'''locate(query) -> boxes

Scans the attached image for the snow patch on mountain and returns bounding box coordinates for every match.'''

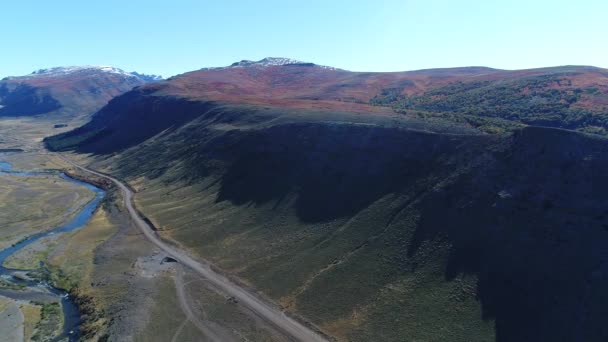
[31,66,135,77]
[3,66,163,81]
[231,57,307,67]
[201,57,339,71]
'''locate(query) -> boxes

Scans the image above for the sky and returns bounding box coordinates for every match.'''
[1,0,606,78]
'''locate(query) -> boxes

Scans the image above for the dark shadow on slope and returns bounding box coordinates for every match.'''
[408,126,608,342]
[45,90,215,154]
[0,84,62,116]
[148,123,608,341]
[214,123,481,222]
[210,124,608,341]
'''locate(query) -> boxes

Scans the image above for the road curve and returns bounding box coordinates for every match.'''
[58,155,327,342]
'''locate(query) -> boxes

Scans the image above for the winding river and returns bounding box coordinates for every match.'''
[0,156,106,341]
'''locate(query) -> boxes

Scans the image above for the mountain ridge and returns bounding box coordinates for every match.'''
[1,65,163,82]
[117,60,608,134]
[0,66,160,121]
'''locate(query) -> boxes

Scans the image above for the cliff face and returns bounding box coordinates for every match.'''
[47,86,608,341]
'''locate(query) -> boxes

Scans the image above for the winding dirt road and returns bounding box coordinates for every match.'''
[59,155,327,342]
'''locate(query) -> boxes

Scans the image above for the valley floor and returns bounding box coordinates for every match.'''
[0,150,322,341]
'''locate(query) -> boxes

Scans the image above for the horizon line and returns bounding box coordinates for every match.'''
[2,58,607,80]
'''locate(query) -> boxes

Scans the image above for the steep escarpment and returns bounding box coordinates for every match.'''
[48,87,608,341]
[46,61,608,341]
[45,88,217,153]
[407,127,608,342]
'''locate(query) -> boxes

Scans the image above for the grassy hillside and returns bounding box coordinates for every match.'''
[47,87,608,341]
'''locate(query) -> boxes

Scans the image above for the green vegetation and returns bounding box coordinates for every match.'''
[371,74,608,134]
[44,206,121,339]
[44,128,105,151]
[31,302,62,341]
[121,116,608,341]
[0,158,123,341]
[405,109,525,134]
[97,110,497,341]
[3,239,56,270]
[0,278,26,291]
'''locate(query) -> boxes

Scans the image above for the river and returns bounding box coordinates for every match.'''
[0,156,106,341]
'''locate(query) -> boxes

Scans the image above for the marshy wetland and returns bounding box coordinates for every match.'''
[0,154,105,341]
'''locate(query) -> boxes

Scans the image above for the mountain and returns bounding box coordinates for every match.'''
[225,57,338,69]
[46,61,608,153]
[115,60,608,134]
[0,66,162,121]
[46,59,608,341]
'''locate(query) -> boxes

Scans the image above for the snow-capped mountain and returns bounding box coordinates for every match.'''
[230,57,308,67]
[129,71,164,82]
[3,66,163,82]
[0,66,161,119]
[32,66,133,77]
[200,57,339,71]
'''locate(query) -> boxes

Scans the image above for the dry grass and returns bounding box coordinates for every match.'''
[0,296,11,312]
[20,303,42,341]
[0,173,95,250]
[135,276,191,342]
[181,269,286,342]
[0,116,83,151]
[3,235,58,270]
[1,152,70,171]
[48,208,117,292]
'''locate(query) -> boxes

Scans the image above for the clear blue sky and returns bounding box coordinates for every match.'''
[1,0,606,78]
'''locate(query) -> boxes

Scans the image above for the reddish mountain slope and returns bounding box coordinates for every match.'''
[0,66,160,121]
[143,59,608,119]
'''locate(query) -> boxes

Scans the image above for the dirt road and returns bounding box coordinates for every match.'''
[173,266,235,342]
[59,155,327,342]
